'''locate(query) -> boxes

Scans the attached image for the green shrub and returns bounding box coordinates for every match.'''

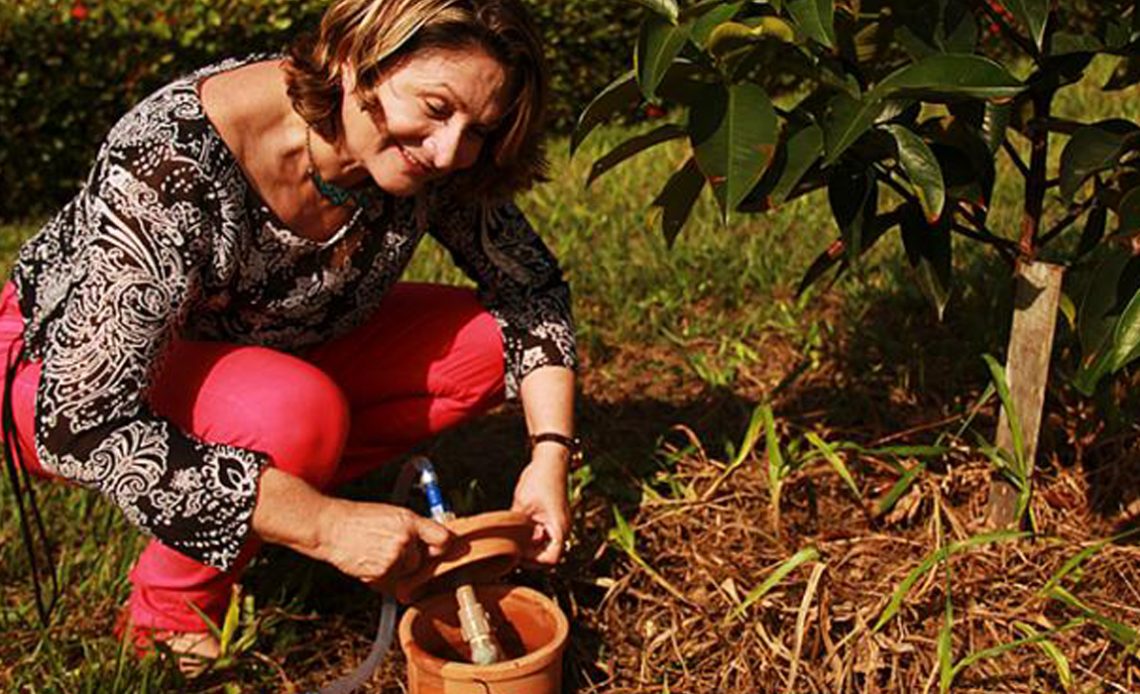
[0,0,638,221]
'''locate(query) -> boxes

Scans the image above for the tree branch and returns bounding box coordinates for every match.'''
[1020,92,1054,257]
[1038,197,1096,246]
[1032,116,1082,136]
[952,223,1018,263]
[1002,139,1030,179]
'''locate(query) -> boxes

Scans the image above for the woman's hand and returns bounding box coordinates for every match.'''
[510,447,570,566]
[315,498,453,590]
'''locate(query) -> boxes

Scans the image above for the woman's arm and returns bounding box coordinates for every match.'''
[252,467,452,588]
[430,196,579,565]
[512,364,575,565]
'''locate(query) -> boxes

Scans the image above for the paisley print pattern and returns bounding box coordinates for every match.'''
[9,56,576,570]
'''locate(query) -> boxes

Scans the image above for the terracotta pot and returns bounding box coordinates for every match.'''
[399,584,568,694]
[394,510,534,604]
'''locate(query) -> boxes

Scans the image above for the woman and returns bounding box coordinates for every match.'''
[2,0,577,662]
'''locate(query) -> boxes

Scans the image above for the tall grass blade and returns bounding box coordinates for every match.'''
[853,444,950,459]
[1040,527,1140,596]
[1048,585,1140,651]
[948,619,1084,689]
[950,382,995,441]
[805,431,862,501]
[1014,622,1075,692]
[704,401,767,500]
[609,506,693,604]
[874,462,925,518]
[728,546,820,623]
[608,505,636,553]
[219,584,241,658]
[873,530,1028,631]
[937,589,954,693]
[982,353,1026,474]
[762,404,784,490]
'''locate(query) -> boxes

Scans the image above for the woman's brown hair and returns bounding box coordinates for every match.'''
[285,0,548,201]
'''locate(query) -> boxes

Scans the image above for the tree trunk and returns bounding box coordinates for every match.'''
[987,260,1064,528]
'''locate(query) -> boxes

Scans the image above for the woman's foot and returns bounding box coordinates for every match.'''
[115,610,221,676]
[161,630,221,677]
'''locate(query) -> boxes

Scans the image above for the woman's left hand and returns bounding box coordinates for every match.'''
[510,449,570,566]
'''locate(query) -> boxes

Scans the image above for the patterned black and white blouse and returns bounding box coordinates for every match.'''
[9,56,576,571]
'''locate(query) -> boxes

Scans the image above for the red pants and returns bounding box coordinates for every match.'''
[0,281,505,633]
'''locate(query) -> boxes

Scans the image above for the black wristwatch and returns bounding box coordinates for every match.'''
[528,431,584,468]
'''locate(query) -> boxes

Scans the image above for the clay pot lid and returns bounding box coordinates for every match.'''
[394,510,534,604]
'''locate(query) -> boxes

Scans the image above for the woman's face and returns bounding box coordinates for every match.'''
[340,45,510,196]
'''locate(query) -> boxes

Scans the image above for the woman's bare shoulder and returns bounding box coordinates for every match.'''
[197,60,291,153]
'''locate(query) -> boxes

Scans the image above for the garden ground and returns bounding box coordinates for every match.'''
[3,57,1140,693]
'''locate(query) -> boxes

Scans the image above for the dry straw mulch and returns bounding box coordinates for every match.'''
[558,430,1140,694]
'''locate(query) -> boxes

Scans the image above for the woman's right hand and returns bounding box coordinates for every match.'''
[315,498,453,590]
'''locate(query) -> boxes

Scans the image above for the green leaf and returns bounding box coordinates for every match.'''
[1108,281,1140,372]
[1117,186,1140,235]
[771,123,823,204]
[828,164,877,264]
[728,546,820,622]
[942,0,979,53]
[938,592,954,694]
[637,14,690,99]
[822,92,884,166]
[1073,246,1139,394]
[678,0,736,22]
[587,123,688,186]
[762,403,785,488]
[797,239,846,296]
[982,353,1025,477]
[219,586,241,657]
[872,54,1025,101]
[1048,585,1140,649]
[631,0,680,22]
[1051,32,1104,56]
[858,444,949,458]
[690,82,779,221]
[732,400,767,471]
[873,462,926,517]
[950,620,1084,690]
[899,203,952,320]
[571,70,639,155]
[1013,623,1074,692]
[706,21,762,60]
[651,157,706,247]
[691,2,744,46]
[1059,120,1139,201]
[1075,204,1107,259]
[805,431,862,501]
[1004,0,1048,52]
[738,121,824,212]
[883,124,946,223]
[785,0,835,48]
[608,506,636,552]
[1040,528,1140,597]
[874,530,1029,631]
[797,211,901,296]
[655,59,714,107]
[1077,246,1133,358]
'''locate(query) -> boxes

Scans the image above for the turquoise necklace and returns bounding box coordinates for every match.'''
[305,127,375,208]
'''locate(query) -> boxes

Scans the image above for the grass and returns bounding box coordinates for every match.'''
[2,55,1140,692]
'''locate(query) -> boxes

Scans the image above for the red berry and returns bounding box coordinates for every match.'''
[70,2,89,20]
